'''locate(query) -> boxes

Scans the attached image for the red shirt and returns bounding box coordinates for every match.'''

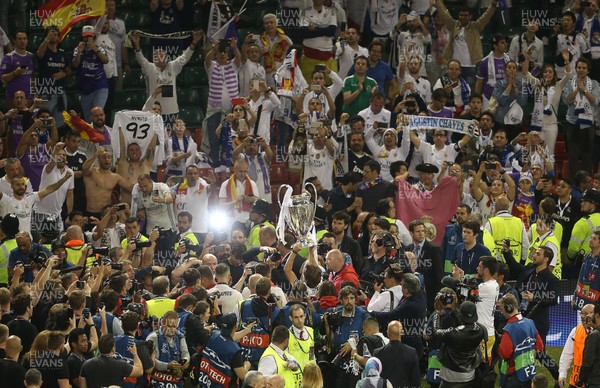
[329,264,359,293]
[498,314,544,375]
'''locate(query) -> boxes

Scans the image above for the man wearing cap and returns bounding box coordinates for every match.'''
[72,25,109,121]
[498,294,544,387]
[413,163,439,192]
[569,189,600,263]
[248,200,274,248]
[432,301,487,386]
[194,312,252,387]
[0,214,18,286]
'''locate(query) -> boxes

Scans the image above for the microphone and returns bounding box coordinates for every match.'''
[441,276,461,289]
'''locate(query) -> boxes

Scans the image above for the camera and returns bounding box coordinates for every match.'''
[268,251,282,262]
[116,203,127,211]
[17,261,31,270]
[29,249,49,266]
[127,303,145,316]
[83,308,90,319]
[218,39,231,52]
[179,237,202,254]
[90,246,109,257]
[131,238,152,250]
[138,339,155,355]
[132,281,143,293]
[405,100,416,107]
[76,280,85,289]
[207,291,221,307]
[41,117,52,127]
[246,317,260,325]
[503,238,511,247]
[486,162,496,170]
[317,242,331,255]
[324,309,343,327]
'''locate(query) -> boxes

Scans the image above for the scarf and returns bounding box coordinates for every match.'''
[219,121,234,165]
[123,30,196,49]
[573,77,594,127]
[274,49,307,97]
[359,176,383,191]
[530,83,555,131]
[178,179,205,195]
[486,51,511,86]
[261,29,290,73]
[441,75,470,109]
[245,154,271,194]
[225,174,254,212]
[171,134,189,152]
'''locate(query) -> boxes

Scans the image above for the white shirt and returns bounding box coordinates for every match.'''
[108,17,127,66]
[208,284,243,315]
[476,279,499,337]
[258,343,298,376]
[433,78,469,109]
[34,167,74,215]
[248,93,281,144]
[303,141,336,190]
[166,136,197,174]
[96,34,118,78]
[358,107,392,132]
[452,28,472,67]
[336,43,368,78]
[131,182,177,233]
[401,73,432,103]
[559,325,580,379]
[172,178,210,233]
[367,284,403,312]
[245,153,272,203]
[365,127,411,182]
[238,60,266,98]
[0,176,32,196]
[301,6,337,52]
[218,178,260,224]
[91,225,124,249]
[0,193,40,235]
[416,141,460,173]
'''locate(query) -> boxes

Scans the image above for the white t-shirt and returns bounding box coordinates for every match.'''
[477,279,499,337]
[238,60,266,98]
[370,0,402,36]
[166,136,197,174]
[34,167,74,215]
[301,6,337,51]
[112,110,165,160]
[401,73,432,103]
[0,192,40,234]
[248,93,281,144]
[0,26,9,62]
[336,43,368,78]
[452,28,472,67]
[96,34,118,78]
[91,225,125,249]
[304,141,336,190]
[108,17,127,66]
[417,141,460,172]
[172,178,210,233]
[358,107,392,131]
[208,284,244,315]
[131,182,177,233]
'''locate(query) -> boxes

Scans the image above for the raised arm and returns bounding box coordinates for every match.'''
[38,170,72,201]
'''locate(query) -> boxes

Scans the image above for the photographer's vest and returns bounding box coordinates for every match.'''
[238,299,277,362]
[500,317,537,385]
[195,332,239,388]
[525,231,562,279]
[488,215,524,261]
[174,231,199,251]
[92,312,116,334]
[120,234,149,249]
[0,238,17,284]
[259,345,303,388]
[115,334,148,388]
[570,213,600,258]
[146,297,175,320]
[287,327,315,370]
[152,329,185,387]
[570,325,588,387]
[248,220,274,248]
[177,310,192,332]
[66,242,95,267]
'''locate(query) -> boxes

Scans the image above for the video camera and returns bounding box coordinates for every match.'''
[441,276,481,304]
[178,237,202,254]
[324,308,343,327]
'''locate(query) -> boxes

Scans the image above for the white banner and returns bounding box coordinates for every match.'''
[407,115,480,137]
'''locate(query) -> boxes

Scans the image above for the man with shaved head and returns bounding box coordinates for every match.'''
[8,231,52,282]
[0,335,26,386]
[371,320,420,388]
[559,304,596,388]
[325,248,359,293]
[267,374,285,388]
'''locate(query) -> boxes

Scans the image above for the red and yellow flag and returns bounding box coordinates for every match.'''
[36,0,105,42]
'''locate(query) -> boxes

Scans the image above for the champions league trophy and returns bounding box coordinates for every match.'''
[276,183,317,246]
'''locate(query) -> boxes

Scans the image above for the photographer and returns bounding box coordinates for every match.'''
[121,217,158,268]
[8,231,51,283]
[113,311,155,388]
[147,310,190,387]
[237,277,284,368]
[367,264,404,313]
[208,263,243,315]
[145,276,175,320]
[173,212,201,260]
[361,231,395,292]
[92,290,124,336]
[321,285,370,388]
[175,294,206,356]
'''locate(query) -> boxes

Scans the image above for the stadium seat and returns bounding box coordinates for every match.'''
[61,33,81,51]
[123,69,146,90]
[120,91,146,109]
[178,107,204,128]
[183,66,207,86]
[123,12,151,30]
[270,165,289,183]
[554,141,567,162]
[178,88,200,105]
[561,161,570,179]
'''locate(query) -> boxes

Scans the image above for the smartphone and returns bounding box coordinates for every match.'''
[67,307,74,317]
[310,84,322,91]
[238,118,247,130]
[486,162,496,170]
[83,308,90,319]
[98,302,105,310]
[314,64,326,72]
[76,280,85,289]
[152,189,159,197]
[161,85,173,97]
[252,79,260,91]
[378,122,390,128]
[231,97,246,106]
[116,203,127,211]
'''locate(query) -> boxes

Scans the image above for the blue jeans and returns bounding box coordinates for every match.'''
[80,88,109,121]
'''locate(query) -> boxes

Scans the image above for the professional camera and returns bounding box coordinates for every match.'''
[324,309,343,327]
[127,303,145,316]
[441,276,482,304]
[130,238,152,250]
[317,242,331,256]
[179,237,202,254]
[268,251,282,262]
[90,246,109,257]
[137,339,155,355]
[140,315,159,330]
[29,249,49,266]
[207,291,221,307]
[153,226,169,237]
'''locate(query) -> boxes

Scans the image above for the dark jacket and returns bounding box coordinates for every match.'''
[434,320,487,373]
[407,240,443,313]
[373,340,421,388]
[579,326,600,386]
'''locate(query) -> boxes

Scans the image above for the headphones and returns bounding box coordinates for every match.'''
[375,233,395,248]
[500,295,515,314]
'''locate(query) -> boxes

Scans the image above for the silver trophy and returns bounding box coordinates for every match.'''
[277,183,317,246]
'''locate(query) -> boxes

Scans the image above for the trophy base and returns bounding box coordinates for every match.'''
[293,238,316,248]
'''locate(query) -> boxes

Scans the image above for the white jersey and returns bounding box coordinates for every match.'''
[358,107,392,131]
[477,279,499,338]
[0,192,40,234]
[208,284,243,315]
[336,43,369,78]
[172,178,210,233]
[303,141,336,191]
[113,110,165,159]
[0,176,32,196]
[96,34,118,78]
[131,182,177,233]
[34,167,74,215]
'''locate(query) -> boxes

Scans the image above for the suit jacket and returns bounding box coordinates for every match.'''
[339,235,363,275]
[373,340,421,388]
[408,240,443,313]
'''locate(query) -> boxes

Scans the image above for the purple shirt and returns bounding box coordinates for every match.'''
[428,106,453,118]
[0,51,35,100]
[477,56,508,99]
[73,47,108,95]
[21,144,50,191]
[7,110,32,157]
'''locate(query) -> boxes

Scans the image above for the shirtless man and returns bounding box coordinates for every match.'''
[116,127,157,205]
[82,146,133,217]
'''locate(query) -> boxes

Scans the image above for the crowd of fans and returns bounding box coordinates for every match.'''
[3,0,600,387]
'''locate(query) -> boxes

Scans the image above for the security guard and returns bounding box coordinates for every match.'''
[0,214,19,286]
[248,200,274,247]
[526,216,562,279]
[569,189,600,264]
[146,276,176,320]
[258,325,302,388]
[559,304,595,388]
[485,196,530,263]
[287,304,315,371]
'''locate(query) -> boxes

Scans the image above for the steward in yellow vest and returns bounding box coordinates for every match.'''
[526,218,562,279]
[569,190,600,263]
[258,326,303,388]
[248,200,274,247]
[287,305,315,370]
[486,198,530,263]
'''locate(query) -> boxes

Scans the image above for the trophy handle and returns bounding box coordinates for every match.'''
[278,184,292,208]
[304,182,318,224]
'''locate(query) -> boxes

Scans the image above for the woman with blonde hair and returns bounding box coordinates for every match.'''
[22,330,51,368]
[302,363,324,388]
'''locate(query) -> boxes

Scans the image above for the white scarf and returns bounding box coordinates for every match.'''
[531,84,555,131]
[573,76,594,128]
[486,51,511,86]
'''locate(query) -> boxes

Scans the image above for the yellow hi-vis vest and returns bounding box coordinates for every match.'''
[569,213,600,259]
[0,238,17,284]
[146,297,175,320]
[259,345,303,388]
[526,231,562,279]
[287,327,315,371]
[488,215,524,262]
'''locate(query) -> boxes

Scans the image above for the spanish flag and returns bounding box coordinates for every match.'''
[36,0,105,42]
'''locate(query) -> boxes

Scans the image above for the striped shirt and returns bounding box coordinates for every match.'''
[207,59,239,109]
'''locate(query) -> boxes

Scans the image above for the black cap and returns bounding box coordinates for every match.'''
[416,163,439,174]
[583,189,600,207]
[51,239,66,252]
[250,199,273,220]
[1,213,19,237]
[135,267,153,282]
[220,313,238,336]
[459,301,478,324]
